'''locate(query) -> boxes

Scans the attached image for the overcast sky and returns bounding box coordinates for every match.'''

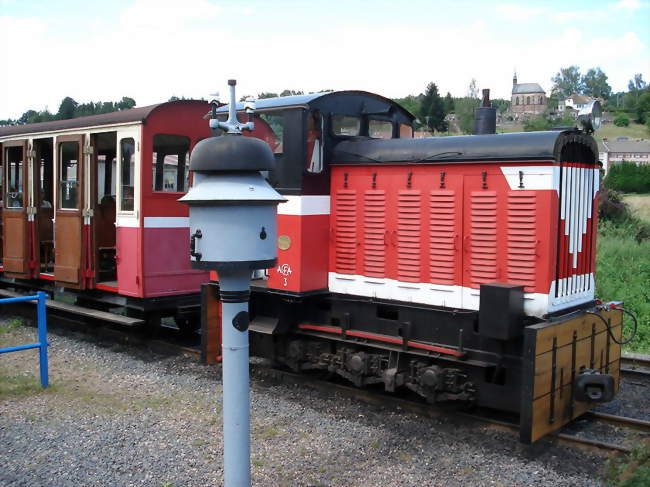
[1,0,648,119]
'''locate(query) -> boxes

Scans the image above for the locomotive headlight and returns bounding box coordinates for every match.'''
[578,100,602,133]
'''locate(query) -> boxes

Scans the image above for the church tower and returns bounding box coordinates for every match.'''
[513,71,518,87]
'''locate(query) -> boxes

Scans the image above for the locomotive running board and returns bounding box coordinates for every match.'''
[519,309,622,443]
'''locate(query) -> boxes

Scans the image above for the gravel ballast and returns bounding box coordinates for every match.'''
[0,319,619,486]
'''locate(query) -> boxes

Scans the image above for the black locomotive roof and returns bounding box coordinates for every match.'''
[214,90,415,122]
[332,129,598,164]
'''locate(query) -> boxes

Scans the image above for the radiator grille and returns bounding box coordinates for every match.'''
[363,190,386,277]
[507,192,536,291]
[429,190,456,285]
[555,165,596,298]
[397,190,421,282]
[334,190,357,274]
[469,191,498,287]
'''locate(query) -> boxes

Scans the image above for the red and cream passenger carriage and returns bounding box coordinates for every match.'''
[0,101,212,325]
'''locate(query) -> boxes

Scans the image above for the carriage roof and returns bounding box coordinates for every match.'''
[0,100,208,138]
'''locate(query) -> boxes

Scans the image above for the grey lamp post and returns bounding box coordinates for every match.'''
[179,80,285,486]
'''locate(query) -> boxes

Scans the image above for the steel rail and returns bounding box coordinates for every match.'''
[583,411,650,434]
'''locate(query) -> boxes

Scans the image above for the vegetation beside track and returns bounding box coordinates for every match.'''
[597,194,650,354]
[604,439,650,487]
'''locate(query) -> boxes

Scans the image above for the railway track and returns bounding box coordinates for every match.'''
[621,352,650,379]
[4,302,649,456]
[260,367,649,456]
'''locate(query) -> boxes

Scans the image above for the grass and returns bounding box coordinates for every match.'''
[596,121,649,142]
[0,373,48,398]
[496,124,524,133]
[603,439,650,486]
[624,194,650,222]
[0,317,24,337]
[596,219,650,353]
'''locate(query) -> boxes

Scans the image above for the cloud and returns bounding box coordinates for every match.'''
[495,3,546,20]
[1,3,648,119]
[614,0,642,10]
[119,0,221,30]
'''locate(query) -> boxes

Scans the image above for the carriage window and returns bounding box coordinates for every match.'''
[332,115,361,136]
[399,124,413,138]
[5,146,23,208]
[59,142,79,209]
[120,138,135,212]
[369,120,393,139]
[257,113,284,154]
[152,134,190,192]
[97,154,117,204]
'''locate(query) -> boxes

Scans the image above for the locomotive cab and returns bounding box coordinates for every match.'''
[214,91,415,197]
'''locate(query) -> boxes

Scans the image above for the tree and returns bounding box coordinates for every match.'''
[492,98,510,114]
[419,83,447,133]
[394,94,422,125]
[18,110,39,124]
[628,73,647,93]
[57,96,78,120]
[444,92,454,113]
[455,79,480,134]
[551,66,583,98]
[279,89,304,97]
[117,96,136,110]
[257,92,278,99]
[635,88,650,124]
[582,68,612,99]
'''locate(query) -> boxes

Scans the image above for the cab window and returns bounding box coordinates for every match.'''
[152,134,190,192]
[216,112,285,155]
[332,115,361,136]
[369,120,393,139]
[257,113,284,154]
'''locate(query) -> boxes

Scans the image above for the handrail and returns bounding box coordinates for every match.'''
[0,291,49,387]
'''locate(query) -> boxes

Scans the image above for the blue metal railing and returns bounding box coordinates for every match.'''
[0,291,49,388]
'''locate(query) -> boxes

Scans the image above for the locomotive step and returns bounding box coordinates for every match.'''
[0,289,144,327]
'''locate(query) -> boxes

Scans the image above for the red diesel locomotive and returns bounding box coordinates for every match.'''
[1,91,625,441]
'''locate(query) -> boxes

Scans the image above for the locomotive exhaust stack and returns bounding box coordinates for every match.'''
[180,79,285,487]
[474,88,497,135]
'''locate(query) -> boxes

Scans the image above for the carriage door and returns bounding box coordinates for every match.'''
[2,139,31,278]
[54,135,85,288]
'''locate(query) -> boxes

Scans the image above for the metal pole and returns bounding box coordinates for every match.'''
[36,291,48,388]
[219,269,252,487]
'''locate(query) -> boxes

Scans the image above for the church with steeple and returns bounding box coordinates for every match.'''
[510,72,546,118]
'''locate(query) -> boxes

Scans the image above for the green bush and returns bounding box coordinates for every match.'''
[597,220,650,353]
[604,162,650,193]
[613,114,630,127]
[599,187,632,222]
[523,117,551,131]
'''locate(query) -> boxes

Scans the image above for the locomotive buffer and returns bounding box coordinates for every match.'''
[179,79,285,486]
